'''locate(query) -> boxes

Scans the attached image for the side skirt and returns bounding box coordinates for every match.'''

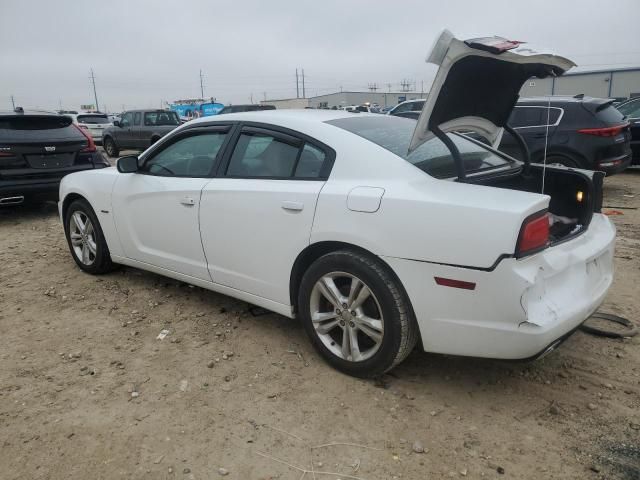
[111,255,294,318]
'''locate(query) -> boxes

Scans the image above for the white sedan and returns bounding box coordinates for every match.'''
[59,32,615,377]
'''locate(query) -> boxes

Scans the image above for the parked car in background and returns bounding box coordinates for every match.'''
[616,96,640,165]
[59,32,615,377]
[67,112,112,145]
[388,99,426,117]
[217,104,275,115]
[499,95,631,175]
[102,109,180,157]
[0,108,108,205]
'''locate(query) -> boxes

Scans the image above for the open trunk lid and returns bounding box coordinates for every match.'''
[410,30,576,152]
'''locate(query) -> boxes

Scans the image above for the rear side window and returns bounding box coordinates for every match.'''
[596,104,626,124]
[134,112,141,126]
[77,114,109,124]
[141,132,227,177]
[509,107,561,128]
[295,143,326,178]
[0,115,72,130]
[327,115,512,179]
[145,111,180,126]
[227,133,300,178]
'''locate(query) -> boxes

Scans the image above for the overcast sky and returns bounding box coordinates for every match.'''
[1,0,639,112]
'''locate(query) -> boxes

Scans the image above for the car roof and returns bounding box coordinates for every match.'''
[187,108,364,126]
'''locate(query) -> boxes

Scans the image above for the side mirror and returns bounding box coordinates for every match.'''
[117,155,139,173]
[113,120,121,127]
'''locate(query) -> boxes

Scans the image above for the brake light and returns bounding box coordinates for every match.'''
[73,124,96,152]
[578,123,628,137]
[516,211,550,258]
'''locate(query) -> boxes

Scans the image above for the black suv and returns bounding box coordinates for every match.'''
[0,109,109,205]
[616,96,640,165]
[500,95,632,175]
[102,109,180,157]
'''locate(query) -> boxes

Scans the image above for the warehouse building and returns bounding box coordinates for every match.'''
[520,66,640,100]
[263,91,427,109]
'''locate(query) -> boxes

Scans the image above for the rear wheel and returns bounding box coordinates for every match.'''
[64,199,115,274]
[298,250,419,378]
[103,137,119,158]
[545,154,579,168]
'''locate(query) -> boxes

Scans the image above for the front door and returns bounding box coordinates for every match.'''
[200,126,332,305]
[112,128,230,281]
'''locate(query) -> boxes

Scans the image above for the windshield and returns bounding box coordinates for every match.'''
[77,114,110,124]
[327,115,514,179]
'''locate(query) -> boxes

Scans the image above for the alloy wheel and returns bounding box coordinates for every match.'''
[69,211,97,266]
[309,272,384,362]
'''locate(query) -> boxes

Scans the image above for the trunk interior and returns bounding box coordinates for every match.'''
[476,165,604,244]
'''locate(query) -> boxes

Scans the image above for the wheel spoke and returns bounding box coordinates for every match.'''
[72,212,86,234]
[312,311,338,323]
[87,239,97,255]
[81,244,90,264]
[85,221,94,236]
[341,326,351,359]
[347,278,362,307]
[350,284,371,310]
[70,233,83,246]
[357,315,383,344]
[318,276,344,309]
[316,319,341,335]
[348,327,361,361]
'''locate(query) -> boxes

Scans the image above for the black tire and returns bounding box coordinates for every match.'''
[64,198,115,274]
[298,250,419,378]
[103,137,119,158]
[545,154,579,168]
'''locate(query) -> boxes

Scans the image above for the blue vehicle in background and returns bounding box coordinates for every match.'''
[169,99,224,121]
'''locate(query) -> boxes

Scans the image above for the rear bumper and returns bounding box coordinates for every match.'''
[383,213,616,359]
[597,153,631,175]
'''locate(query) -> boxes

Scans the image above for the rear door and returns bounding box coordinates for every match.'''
[500,105,563,160]
[111,127,230,280]
[200,125,334,305]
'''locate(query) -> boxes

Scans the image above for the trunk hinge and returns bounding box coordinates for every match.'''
[431,125,466,181]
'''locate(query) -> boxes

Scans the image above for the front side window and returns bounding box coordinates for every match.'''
[227,132,301,178]
[141,132,227,177]
[120,112,133,127]
[327,115,513,179]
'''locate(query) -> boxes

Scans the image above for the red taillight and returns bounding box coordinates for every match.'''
[578,123,628,137]
[73,124,96,152]
[516,211,550,258]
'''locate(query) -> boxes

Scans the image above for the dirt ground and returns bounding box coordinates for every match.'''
[1,168,638,480]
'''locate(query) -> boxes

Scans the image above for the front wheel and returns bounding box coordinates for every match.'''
[298,250,419,378]
[64,199,115,274]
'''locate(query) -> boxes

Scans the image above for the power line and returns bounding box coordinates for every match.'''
[90,68,99,111]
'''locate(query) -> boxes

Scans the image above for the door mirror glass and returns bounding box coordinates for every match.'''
[117,155,139,173]
[113,120,120,127]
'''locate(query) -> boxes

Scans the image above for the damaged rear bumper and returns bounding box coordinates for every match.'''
[383,213,615,359]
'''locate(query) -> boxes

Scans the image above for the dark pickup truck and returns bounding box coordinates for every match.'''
[0,109,109,205]
[102,109,180,157]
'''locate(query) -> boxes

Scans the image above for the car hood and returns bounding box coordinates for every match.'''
[409,30,576,152]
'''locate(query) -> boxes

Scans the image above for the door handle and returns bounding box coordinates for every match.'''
[281,200,304,212]
[180,196,195,206]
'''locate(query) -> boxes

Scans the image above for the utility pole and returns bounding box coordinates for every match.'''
[10,95,15,110]
[421,80,424,98]
[263,92,267,102]
[296,69,299,98]
[368,83,378,92]
[250,93,253,104]
[199,70,205,99]
[90,68,99,111]
[302,69,306,98]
